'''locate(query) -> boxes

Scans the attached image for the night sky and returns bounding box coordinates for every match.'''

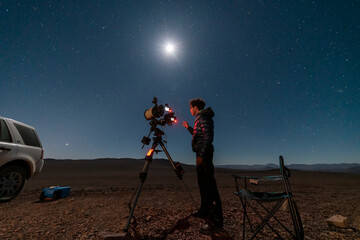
[1,1,359,165]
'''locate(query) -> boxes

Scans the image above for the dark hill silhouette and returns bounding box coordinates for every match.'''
[217,162,360,173]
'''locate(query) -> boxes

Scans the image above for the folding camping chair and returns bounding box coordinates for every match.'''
[233,156,304,240]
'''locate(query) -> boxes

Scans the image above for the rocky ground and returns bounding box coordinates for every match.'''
[0,159,359,239]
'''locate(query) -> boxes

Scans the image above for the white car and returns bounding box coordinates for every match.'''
[0,116,44,202]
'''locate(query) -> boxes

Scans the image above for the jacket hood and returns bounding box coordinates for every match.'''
[198,107,214,118]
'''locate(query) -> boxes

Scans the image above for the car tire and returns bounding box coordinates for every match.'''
[0,165,27,203]
[39,191,45,201]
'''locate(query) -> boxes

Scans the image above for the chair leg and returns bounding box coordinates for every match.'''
[238,196,303,240]
[238,196,256,239]
[243,198,246,240]
[244,200,283,239]
[255,198,303,240]
[287,200,304,240]
[250,199,285,240]
[239,197,253,239]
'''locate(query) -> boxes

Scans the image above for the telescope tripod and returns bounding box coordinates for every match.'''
[123,128,193,232]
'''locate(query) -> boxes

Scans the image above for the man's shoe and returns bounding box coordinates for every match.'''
[213,219,223,229]
[199,224,222,235]
[200,224,212,235]
[191,211,207,219]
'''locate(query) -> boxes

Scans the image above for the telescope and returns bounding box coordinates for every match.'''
[144,97,177,126]
[124,97,189,233]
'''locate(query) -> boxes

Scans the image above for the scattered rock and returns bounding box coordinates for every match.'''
[325,215,348,228]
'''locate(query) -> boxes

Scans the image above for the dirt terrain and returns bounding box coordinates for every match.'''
[1,159,359,239]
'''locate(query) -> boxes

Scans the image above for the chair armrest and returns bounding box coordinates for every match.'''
[261,175,284,181]
[233,175,283,181]
[232,175,259,180]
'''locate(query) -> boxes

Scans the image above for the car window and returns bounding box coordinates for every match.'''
[14,123,41,147]
[0,119,12,143]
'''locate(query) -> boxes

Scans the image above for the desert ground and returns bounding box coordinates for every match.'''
[1,159,359,240]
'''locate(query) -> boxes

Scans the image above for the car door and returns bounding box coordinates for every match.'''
[0,119,18,166]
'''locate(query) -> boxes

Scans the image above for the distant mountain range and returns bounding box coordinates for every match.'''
[217,163,360,173]
[45,158,360,174]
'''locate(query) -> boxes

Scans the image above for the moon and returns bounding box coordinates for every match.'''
[164,42,177,56]
[165,43,175,54]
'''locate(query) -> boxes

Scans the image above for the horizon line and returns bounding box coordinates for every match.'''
[43,157,360,165]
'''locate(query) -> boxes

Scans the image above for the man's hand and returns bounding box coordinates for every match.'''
[196,156,203,165]
[182,121,189,129]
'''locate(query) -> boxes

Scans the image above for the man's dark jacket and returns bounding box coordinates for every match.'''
[187,107,214,157]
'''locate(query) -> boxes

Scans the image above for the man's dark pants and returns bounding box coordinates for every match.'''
[196,149,223,227]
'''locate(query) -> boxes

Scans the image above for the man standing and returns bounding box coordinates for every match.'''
[182,98,223,233]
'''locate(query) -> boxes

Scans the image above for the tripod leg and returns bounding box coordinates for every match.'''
[123,159,151,232]
[159,141,183,179]
[158,141,197,208]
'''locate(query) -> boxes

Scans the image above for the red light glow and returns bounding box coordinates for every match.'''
[146,149,154,156]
